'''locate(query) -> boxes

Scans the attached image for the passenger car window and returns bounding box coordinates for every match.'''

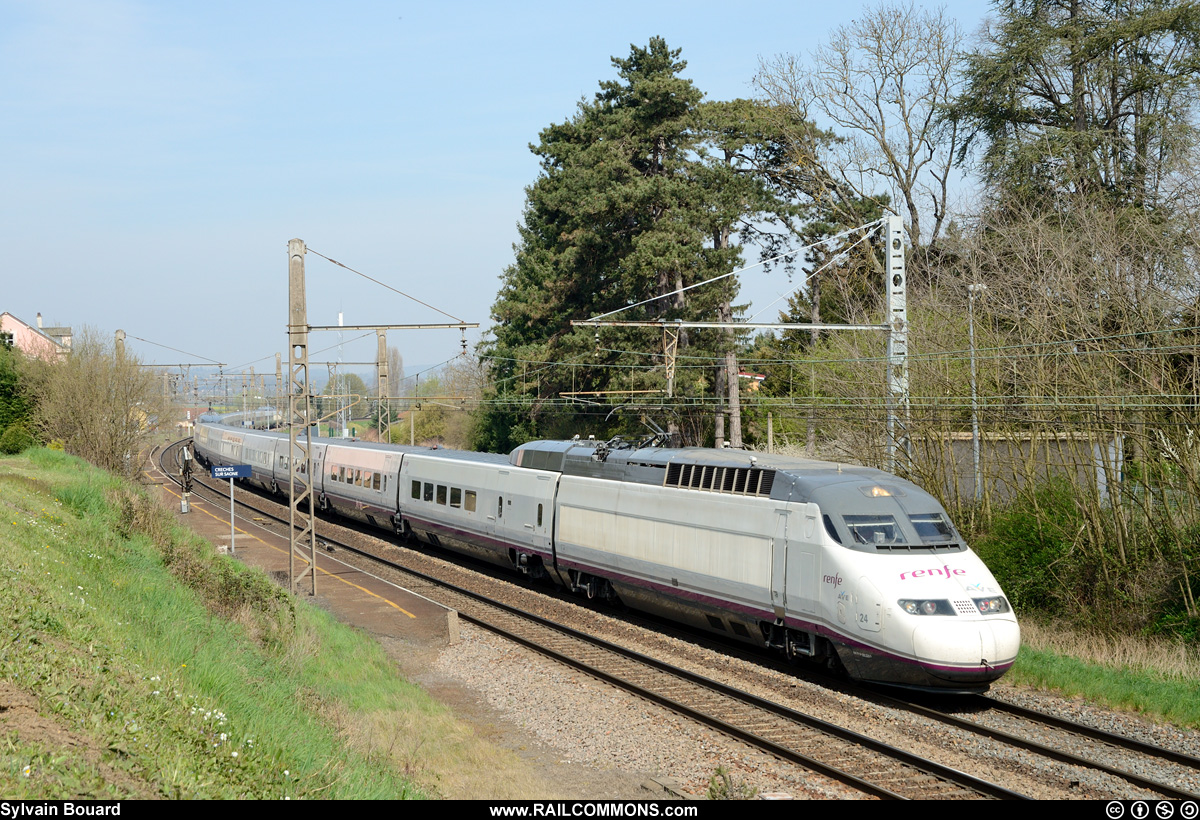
[450,488,461,508]
[411,480,420,500]
[436,485,447,505]
[465,491,476,512]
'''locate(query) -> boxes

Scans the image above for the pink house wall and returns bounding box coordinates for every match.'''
[0,314,67,360]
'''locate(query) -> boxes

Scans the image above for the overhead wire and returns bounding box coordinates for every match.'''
[126,335,224,365]
[584,219,884,323]
[477,322,1200,373]
[307,246,467,324]
[225,331,377,373]
[746,225,883,322]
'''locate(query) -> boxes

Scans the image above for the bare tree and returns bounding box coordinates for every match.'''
[756,2,965,259]
[393,355,485,449]
[22,327,171,476]
[386,345,405,395]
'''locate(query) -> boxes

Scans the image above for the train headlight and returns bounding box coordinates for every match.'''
[898,599,954,616]
[973,596,1011,614]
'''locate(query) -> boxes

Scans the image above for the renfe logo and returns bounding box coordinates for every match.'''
[823,573,843,587]
[900,565,967,581]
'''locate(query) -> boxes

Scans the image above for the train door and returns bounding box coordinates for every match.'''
[486,471,505,545]
[783,503,820,615]
[770,510,789,619]
[531,474,554,553]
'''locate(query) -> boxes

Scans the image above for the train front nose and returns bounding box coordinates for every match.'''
[912,618,1021,683]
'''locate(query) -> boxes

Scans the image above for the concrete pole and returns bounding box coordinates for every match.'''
[275,353,282,423]
[376,330,388,443]
[884,215,909,474]
[287,238,316,595]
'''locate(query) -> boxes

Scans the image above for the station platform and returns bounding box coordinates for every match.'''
[150,464,459,650]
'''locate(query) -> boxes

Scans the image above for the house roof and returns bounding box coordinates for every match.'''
[0,312,72,358]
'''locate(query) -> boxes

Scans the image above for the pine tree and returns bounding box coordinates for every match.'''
[482,40,759,450]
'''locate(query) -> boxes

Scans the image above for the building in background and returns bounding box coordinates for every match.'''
[0,312,72,360]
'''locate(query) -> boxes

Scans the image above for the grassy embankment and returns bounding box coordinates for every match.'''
[0,447,547,799]
[1003,620,1200,727]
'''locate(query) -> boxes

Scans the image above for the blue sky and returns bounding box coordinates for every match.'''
[1,0,993,386]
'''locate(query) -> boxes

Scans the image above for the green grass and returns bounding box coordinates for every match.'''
[2,733,140,800]
[1006,641,1200,728]
[0,448,430,799]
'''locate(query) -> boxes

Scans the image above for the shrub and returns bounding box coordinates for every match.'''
[1145,526,1200,641]
[707,766,758,800]
[975,481,1200,639]
[0,423,37,455]
[973,479,1082,616]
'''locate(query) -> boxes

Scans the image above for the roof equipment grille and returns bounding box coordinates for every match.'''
[664,463,775,498]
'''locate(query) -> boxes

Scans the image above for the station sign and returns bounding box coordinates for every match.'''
[211,464,251,479]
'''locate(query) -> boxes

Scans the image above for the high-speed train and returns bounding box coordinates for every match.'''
[193,420,1019,691]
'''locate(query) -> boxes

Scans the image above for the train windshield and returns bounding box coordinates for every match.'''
[840,512,963,551]
[910,512,956,544]
[844,514,905,546]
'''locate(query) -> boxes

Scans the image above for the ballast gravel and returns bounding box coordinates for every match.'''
[431,624,858,800]
[429,618,1200,801]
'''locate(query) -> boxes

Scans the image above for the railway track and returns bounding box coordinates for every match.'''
[155,438,1200,801]
[915,693,1200,800]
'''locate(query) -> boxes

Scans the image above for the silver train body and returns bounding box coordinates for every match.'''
[193,421,1020,691]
